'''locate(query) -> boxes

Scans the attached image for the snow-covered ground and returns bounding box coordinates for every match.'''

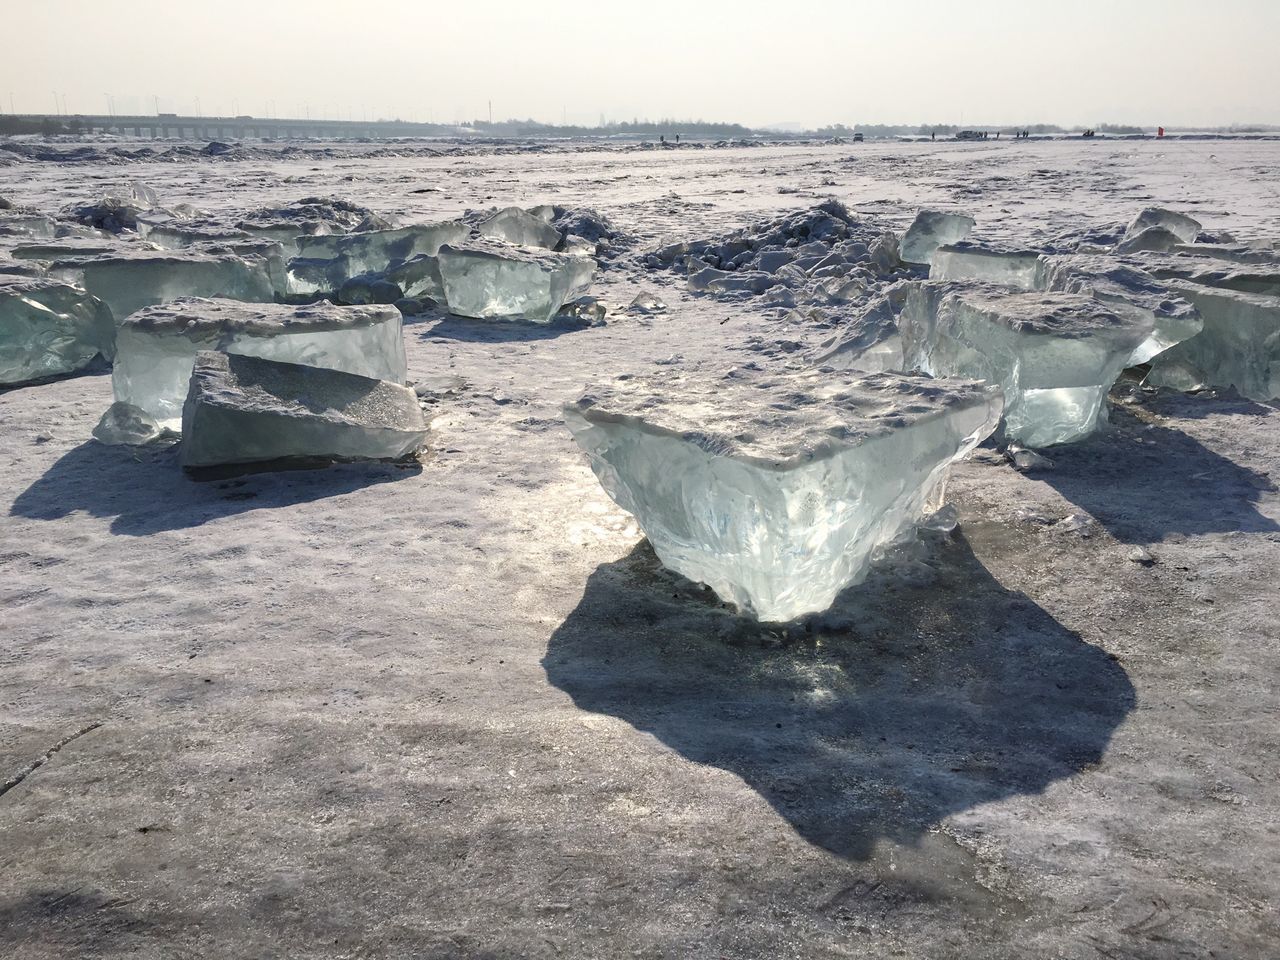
[2,138,1279,958]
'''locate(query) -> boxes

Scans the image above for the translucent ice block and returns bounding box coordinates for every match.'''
[899,211,976,265]
[1122,208,1201,246]
[899,282,1152,446]
[180,351,428,469]
[105,297,407,431]
[564,368,1003,621]
[930,244,1044,289]
[293,221,469,277]
[478,207,561,250]
[0,277,115,385]
[437,239,595,323]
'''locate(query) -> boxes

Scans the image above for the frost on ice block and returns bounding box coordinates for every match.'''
[104,297,407,432]
[930,244,1044,289]
[900,283,1153,447]
[1146,281,1280,401]
[181,351,428,469]
[0,277,115,385]
[564,368,1003,622]
[437,239,595,322]
[51,250,279,321]
[899,210,976,265]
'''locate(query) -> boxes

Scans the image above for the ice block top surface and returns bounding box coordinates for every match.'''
[567,367,999,468]
[0,275,86,298]
[439,237,586,265]
[940,284,1148,337]
[120,296,398,337]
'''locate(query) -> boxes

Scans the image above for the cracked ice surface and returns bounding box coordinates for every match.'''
[0,277,115,385]
[1146,281,1280,400]
[564,368,1002,621]
[105,297,407,431]
[899,211,975,265]
[437,239,595,322]
[900,283,1152,447]
[180,351,428,469]
[50,250,280,322]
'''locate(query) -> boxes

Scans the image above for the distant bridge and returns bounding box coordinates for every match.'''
[5,114,453,140]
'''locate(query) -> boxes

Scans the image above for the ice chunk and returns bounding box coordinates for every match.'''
[564,368,1002,621]
[478,207,561,250]
[12,238,134,261]
[436,239,595,323]
[136,213,251,250]
[92,402,168,446]
[899,211,976,265]
[0,214,58,239]
[1115,226,1183,255]
[383,254,445,301]
[105,297,407,430]
[1136,254,1280,298]
[180,351,427,469]
[930,244,1044,289]
[52,251,279,322]
[900,282,1152,446]
[293,221,469,277]
[1037,255,1203,365]
[1122,208,1201,246]
[1146,281,1280,400]
[814,286,909,372]
[0,277,115,385]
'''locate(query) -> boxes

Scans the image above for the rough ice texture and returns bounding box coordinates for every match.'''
[1147,280,1280,401]
[564,367,1002,621]
[899,211,976,265]
[1122,208,1201,247]
[292,222,469,278]
[1038,255,1203,365]
[437,239,595,323]
[930,244,1044,289]
[900,282,1152,447]
[107,297,407,430]
[1136,253,1280,299]
[180,351,427,469]
[51,251,279,323]
[0,277,115,385]
[478,207,562,250]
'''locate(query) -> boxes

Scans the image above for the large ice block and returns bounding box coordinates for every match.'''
[899,211,976,265]
[0,277,115,385]
[900,282,1152,446]
[180,351,427,469]
[293,221,469,277]
[1146,281,1280,401]
[51,251,278,322]
[436,239,595,322]
[105,297,407,430]
[564,368,1003,621]
[930,244,1044,289]
[478,207,561,250]
[1038,255,1203,365]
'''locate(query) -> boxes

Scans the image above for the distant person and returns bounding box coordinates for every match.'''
[676,134,680,144]
[931,131,935,141]
[660,135,665,144]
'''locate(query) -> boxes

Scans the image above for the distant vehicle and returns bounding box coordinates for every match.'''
[955,130,984,141]
[852,132,864,142]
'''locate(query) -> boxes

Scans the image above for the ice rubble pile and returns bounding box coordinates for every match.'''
[97,297,408,436]
[0,277,115,385]
[564,367,1003,622]
[180,351,428,469]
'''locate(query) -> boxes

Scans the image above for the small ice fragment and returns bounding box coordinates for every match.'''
[436,239,595,323]
[899,282,1152,446]
[1006,445,1054,471]
[0,277,115,385]
[558,297,607,324]
[899,211,976,265]
[563,368,1003,621]
[478,207,561,250]
[1055,513,1095,535]
[180,351,427,469]
[1122,208,1201,246]
[627,292,667,314]
[104,297,408,431]
[92,402,168,446]
[1127,546,1155,565]
[919,503,960,536]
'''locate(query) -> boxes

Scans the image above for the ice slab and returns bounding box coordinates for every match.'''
[106,297,407,430]
[293,221,469,278]
[383,254,445,302]
[1122,208,1201,246]
[564,368,1002,621]
[899,211,976,265]
[900,282,1152,446]
[436,239,595,323]
[11,238,126,261]
[478,207,561,250]
[930,244,1044,289]
[180,351,427,469]
[0,277,115,385]
[1038,255,1203,365]
[0,214,58,239]
[1147,281,1280,401]
[1136,254,1280,299]
[52,251,279,322]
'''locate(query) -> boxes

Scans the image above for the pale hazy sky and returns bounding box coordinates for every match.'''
[4,0,1279,128]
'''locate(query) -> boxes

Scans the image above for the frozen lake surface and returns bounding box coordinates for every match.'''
[2,137,1279,958]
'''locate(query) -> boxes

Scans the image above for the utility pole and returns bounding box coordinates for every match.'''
[488,100,492,125]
